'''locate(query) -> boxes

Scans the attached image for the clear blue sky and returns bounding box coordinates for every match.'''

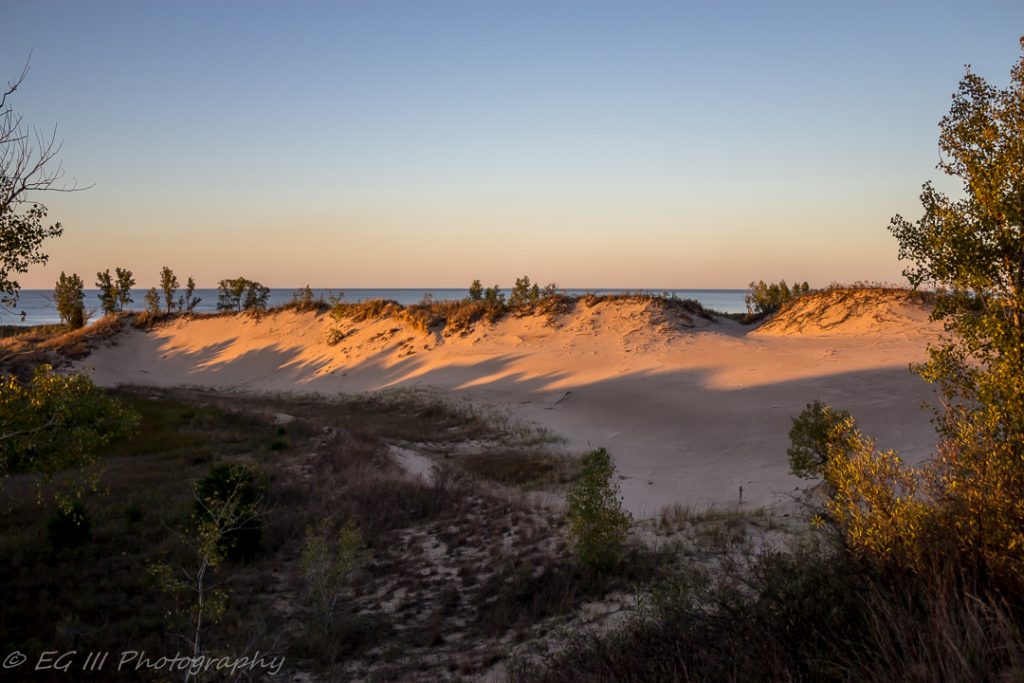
[5,1,1023,288]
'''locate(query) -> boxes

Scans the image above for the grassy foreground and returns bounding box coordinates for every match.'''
[0,387,687,681]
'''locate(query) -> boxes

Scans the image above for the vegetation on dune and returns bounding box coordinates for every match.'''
[0,387,673,680]
[216,275,271,312]
[327,277,715,340]
[518,34,1024,683]
[745,278,811,317]
[53,270,85,328]
[7,37,1024,683]
[566,448,632,572]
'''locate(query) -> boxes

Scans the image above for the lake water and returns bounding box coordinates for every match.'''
[3,287,749,327]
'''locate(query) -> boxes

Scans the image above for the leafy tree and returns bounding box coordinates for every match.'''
[243,281,270,312]
[566,447,633,571]
[53,271,84,328]
[745,279,809,315]
[510,275,539,309]
[95,269,117,316]
[0,364,138,494]
[114,267,134,311]
[885,37,1024,583]
[159,266,179,313]
[483,284,504,306]
[217,277,246,311]
[468,279,484,301]
[150,464,262,664]
[143,287,161,315]
[787,400,857,480]
[217,276,268,312]
[179,276,201,313]
[0,61,78,307]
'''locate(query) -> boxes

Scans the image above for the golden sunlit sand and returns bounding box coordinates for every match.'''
[77,290,943,516]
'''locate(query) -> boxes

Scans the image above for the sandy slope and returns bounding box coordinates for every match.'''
[77,294,945,518]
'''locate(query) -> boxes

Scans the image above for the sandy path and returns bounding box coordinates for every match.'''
[78,299,942,517]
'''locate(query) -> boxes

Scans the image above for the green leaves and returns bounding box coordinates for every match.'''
[0,203,62,306]
[217,276,270,312]
[53,271,85,328]
[566,447,632,571]
[0,365,139,500]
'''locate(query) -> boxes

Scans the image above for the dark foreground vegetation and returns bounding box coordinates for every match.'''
[0,383,687,681]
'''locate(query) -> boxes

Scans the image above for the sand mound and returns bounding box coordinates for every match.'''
[752,288,938,337]
[76,296,942,517]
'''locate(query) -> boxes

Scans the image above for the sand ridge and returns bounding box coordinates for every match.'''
[77,293,945,517]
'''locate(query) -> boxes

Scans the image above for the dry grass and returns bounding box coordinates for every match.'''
[328,293,715,339]
[0,386,677,681]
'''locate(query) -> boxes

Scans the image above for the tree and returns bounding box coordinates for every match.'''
[159,266,179,313]
[745,279,810,316]
[566,447,632,571]
[1,364,138,496]
[217,276,269,312]
[114,267,134,311]
[243,281,270,312]
[149,464,262,665]
[53,271,84,328]
[0,60,80,307]
[483,284,504,306]
[217,277,248,311]
[509,275,538,309]
[886,37,1024,583]
[179,276,201,313]
[95,269,117,316]
[143,287,161,315]
[787,400,857,480]
[467,279,484,301]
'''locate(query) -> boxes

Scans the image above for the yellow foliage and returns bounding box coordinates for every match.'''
[824,424,930,571]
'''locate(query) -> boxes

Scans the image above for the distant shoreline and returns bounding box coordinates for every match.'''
[3,288,749,327]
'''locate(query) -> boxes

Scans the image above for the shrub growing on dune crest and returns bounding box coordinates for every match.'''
[159,266,179,313]
[179,276,201,313]
[217,276,270,312]
[745,279,811,316]
[53,271,85,329]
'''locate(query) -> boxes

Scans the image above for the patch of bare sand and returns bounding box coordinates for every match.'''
[76,294,945,518]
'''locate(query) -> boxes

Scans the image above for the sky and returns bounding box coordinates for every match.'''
[4,1,1023,289]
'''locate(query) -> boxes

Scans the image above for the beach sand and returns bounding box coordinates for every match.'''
[77,291,943,517]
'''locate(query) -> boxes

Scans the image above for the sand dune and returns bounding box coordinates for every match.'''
[77,294,945,517]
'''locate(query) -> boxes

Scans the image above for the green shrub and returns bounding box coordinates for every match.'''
[290,284,322,311]
[216,276,270,312]
[143,287,161,315]
[1,365,139,485]
[787,400,857,479]
[745,279,810,316]
[566,447,632,571]
[53,271,85,328]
